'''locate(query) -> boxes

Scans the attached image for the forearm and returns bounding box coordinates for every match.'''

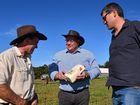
[0,84,29,105]
[89,67,101,79]
[89,59,101,79]
[54,73,59,80]
[84,71,90,79]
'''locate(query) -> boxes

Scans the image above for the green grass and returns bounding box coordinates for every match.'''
[35,77,112,105]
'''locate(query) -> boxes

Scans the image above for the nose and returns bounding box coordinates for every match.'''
[103,20,107,24]
[66,41,71,44]
[35,44,38,48]
[66,43,70,46]
[66,41,71,46]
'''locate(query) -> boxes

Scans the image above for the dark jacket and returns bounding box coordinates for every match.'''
[107,20,140,86]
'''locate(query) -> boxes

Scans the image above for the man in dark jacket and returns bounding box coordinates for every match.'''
[101,2,140,105]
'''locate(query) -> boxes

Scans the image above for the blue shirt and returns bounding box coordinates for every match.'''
[49,48,101,91]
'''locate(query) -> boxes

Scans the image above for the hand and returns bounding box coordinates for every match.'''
[55,71,67,81]
[31,100,38,105]
[76,71,89,80]
[17,99,30,105]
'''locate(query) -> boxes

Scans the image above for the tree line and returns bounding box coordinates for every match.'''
[33,61,109,79]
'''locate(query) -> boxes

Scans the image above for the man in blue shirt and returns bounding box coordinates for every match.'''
[101,2,140,105]
[49,30,101,105]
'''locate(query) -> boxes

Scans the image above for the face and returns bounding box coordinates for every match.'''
[25,36,39,54]
[102,10,115,29]
[66,36,79,53]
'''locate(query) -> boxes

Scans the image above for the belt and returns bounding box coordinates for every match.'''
[61,87,88,94]
[27,93,38,104]
[112,86,140,90]
[112,86,128,90]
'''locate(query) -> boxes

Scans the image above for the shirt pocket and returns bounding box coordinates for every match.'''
[15,67,28,82]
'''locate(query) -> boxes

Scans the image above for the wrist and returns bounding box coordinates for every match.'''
[15,97,29,105]
[55,73,59,80]
[85,71,89,78]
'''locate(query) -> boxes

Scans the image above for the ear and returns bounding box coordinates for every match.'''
[24,38,28,42]
[113,10,118,18]
[23,37,31,44]
[77,39,81,46]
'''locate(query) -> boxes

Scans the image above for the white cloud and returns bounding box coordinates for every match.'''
[4,28,16,35]
[3,24,20,36]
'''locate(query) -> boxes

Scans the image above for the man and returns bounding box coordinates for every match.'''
[101,2,140,105]
[0,25,47,105]
[49,30,101,105]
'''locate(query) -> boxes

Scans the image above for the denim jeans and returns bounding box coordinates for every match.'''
[112,86,140,105]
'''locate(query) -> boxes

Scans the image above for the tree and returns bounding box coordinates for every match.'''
[99,61,109,68]
[33,64,48,79]
[104,61,109,68]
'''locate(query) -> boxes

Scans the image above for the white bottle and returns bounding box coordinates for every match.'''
[65,64,85,83]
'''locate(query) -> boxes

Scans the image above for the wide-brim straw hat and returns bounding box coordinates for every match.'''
[10,25,47,45]
[62,30,85,46]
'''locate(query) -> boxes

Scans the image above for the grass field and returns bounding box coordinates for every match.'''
[35,77,112,105]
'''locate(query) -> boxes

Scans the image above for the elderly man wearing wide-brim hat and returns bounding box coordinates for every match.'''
[49,30,101,105]
[0,25,47,105]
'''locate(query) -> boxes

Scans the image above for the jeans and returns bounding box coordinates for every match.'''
[112,86,140,105]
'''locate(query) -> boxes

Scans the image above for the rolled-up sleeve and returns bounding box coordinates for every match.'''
[48,62,59,80]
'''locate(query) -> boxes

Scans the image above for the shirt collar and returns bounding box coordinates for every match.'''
[13,46,22,57]
[112,19,130,37]
[121,19,129,29]
[66,47,81,54]
[13,46,31,58]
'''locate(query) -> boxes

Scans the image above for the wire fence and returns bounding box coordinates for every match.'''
[35,78,112,105]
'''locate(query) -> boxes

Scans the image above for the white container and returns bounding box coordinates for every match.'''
[65,64,85,83]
